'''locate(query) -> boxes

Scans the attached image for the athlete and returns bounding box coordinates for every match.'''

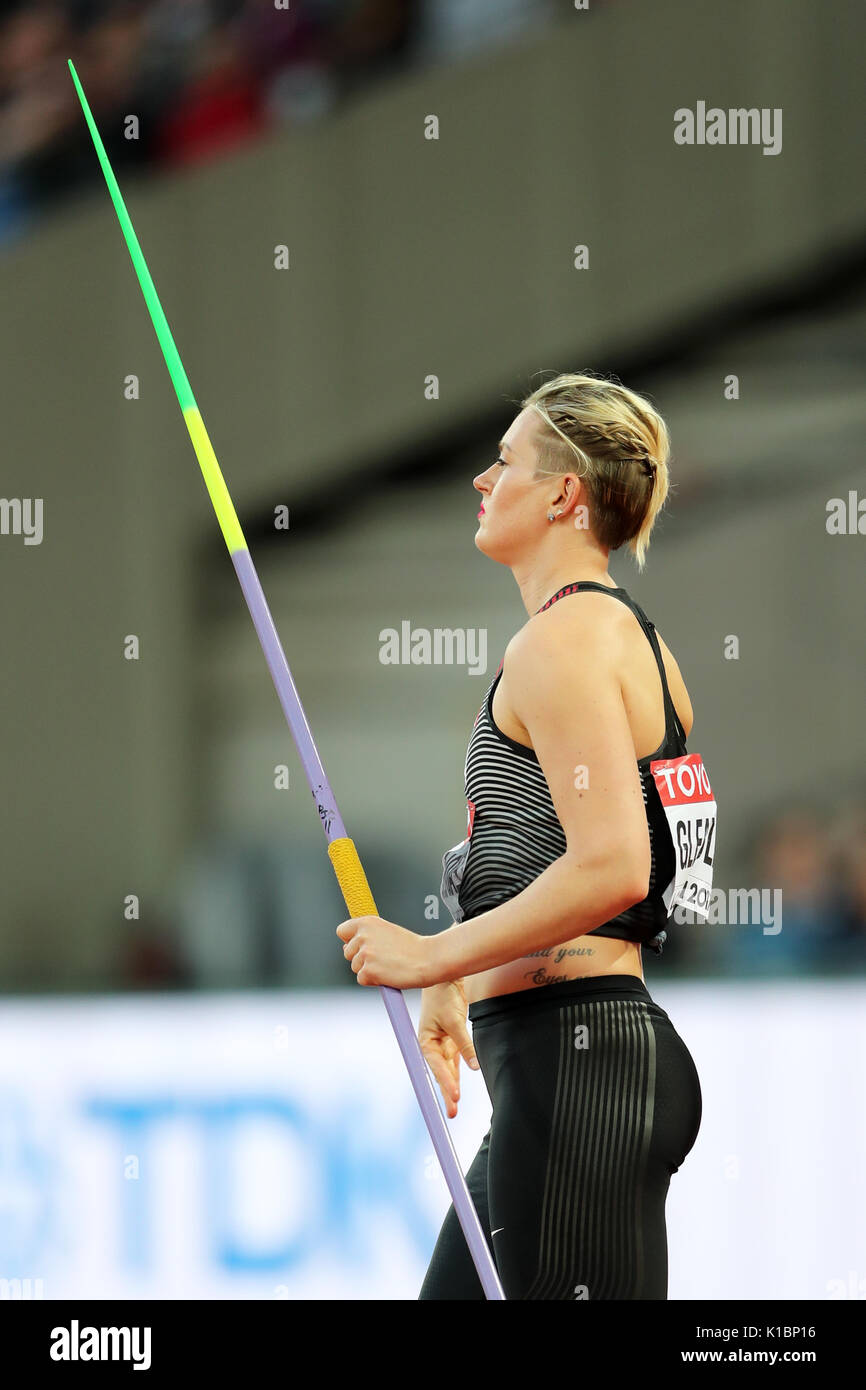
[337,370,712,1300]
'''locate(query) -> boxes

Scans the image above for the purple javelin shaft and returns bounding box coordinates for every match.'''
[64,50,502,1301]
[230,550,505,1299]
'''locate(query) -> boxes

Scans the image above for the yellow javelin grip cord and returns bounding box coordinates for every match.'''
[327,838,379,918]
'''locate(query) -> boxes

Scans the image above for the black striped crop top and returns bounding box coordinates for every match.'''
[439,581,689,955]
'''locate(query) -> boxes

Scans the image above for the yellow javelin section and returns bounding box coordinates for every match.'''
[328,837,379,918]
[182,407,247,554]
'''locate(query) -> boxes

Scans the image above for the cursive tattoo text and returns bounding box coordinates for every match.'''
[524,945,596,964]
[523,967,566,986]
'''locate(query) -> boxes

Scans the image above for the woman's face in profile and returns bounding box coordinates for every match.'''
[472,408,551,565]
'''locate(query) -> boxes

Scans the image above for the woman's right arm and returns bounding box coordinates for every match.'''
[418,979,480,1118]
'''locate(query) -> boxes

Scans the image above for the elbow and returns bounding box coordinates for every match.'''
[562,849,651,920]
[585,851,651,919]
[617,852,652,913]
[612,870,651,917]
[611,829,652,913]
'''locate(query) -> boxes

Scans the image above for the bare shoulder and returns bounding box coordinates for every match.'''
[504,592,694,740]
[500,595,621,734]
[504,589,618,674]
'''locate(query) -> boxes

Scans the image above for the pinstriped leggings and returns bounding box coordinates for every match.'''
[418,975,702,1300]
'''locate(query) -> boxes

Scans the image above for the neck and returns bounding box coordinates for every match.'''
[512,546,617,616]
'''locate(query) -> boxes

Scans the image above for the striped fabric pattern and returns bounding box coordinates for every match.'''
[523,998,656,1300]
[439,583,686,951]
[455,665,570,916]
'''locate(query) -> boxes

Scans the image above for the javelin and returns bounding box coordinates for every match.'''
[67,60,504,1300]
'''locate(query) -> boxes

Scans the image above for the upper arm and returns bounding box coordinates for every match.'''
[503,611,652,897]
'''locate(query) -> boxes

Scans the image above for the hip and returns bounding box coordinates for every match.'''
[468,973,702,1125]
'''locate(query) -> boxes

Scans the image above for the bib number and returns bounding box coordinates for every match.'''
[649,754,716,919]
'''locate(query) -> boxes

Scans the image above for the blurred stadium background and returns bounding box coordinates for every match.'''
[1,0,865,1299]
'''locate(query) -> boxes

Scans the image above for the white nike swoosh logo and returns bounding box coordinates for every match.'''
[491,1227,505,1236]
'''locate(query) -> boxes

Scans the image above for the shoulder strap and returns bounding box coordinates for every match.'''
[537,581,686,742]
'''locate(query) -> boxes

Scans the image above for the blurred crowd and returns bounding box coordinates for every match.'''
[0,0,559,246]
[656,798,866,980]
[726,801,866,975]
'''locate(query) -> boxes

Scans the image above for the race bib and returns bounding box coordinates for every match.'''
[649,754,716,919]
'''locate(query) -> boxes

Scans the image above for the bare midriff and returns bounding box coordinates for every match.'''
[459,588,692,1007]
[463,934,643,1005]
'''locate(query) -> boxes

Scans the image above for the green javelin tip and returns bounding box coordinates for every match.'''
[67,60,195,415]
[68,59,247,555]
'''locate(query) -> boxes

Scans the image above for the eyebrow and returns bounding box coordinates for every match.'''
[498,440,514,455]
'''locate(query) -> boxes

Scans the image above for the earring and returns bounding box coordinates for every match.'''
[547,510,556,522]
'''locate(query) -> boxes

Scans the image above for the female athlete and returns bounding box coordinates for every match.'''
[337,370,708,1300]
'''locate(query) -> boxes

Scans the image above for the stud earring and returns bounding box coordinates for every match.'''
[547,510,556,522]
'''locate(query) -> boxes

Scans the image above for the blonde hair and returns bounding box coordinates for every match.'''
[519,370,671,571]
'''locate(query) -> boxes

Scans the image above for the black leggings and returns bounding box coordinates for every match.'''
[418,975,702,1300]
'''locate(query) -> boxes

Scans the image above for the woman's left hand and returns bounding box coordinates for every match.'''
[336,916,436,989]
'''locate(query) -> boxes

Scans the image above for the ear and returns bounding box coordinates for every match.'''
[549,473,585,519]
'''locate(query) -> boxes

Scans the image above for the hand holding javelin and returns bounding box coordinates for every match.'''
[336,914,440,989]
[336,918,481,1115]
